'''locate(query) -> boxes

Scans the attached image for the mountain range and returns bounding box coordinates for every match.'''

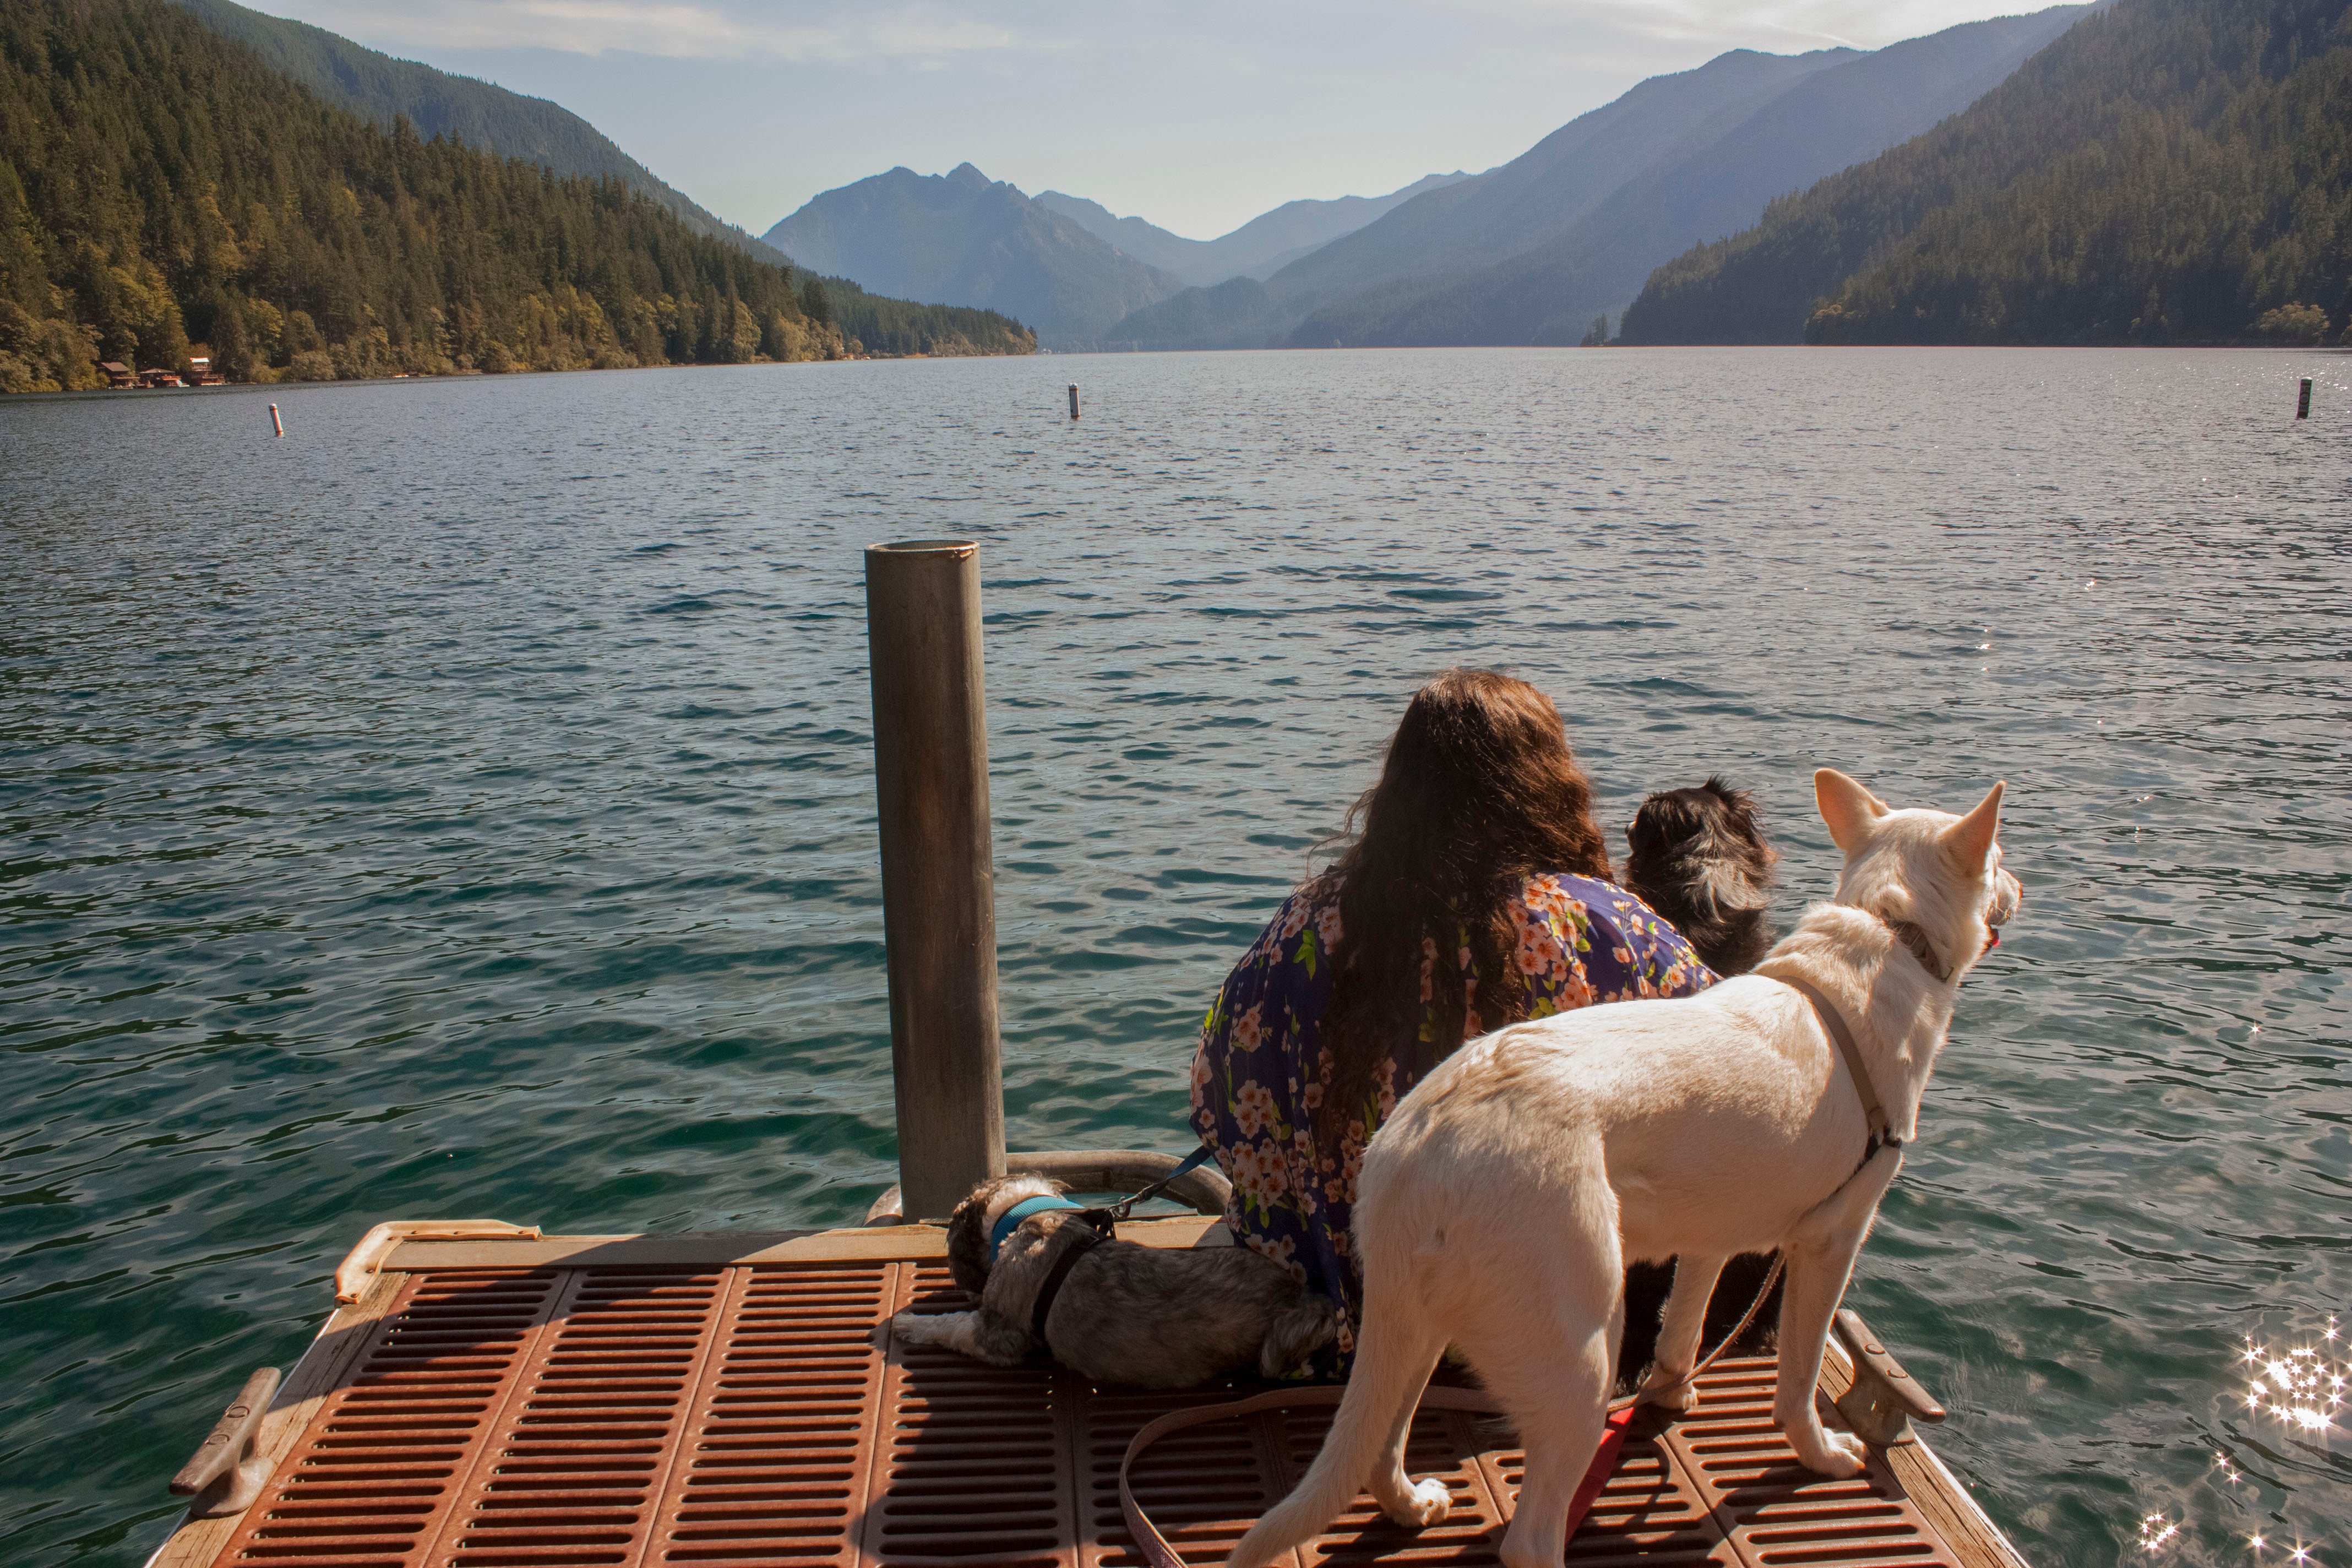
[760,166,1472,349]
[1620,0,2352,345]
[764,164,1186,348]
[1112,4,2092,350]
[766,7,2092,352]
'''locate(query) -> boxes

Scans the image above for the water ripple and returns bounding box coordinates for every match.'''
[0,349,2346,1563]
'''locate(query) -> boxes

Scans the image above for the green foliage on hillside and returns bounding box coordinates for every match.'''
[0,0,1031,391]
[1620,0,2352,345]
[166,0,792,264]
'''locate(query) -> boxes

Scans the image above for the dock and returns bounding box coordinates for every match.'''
[146,1210,2028,1568]
[145,539,2033,1566]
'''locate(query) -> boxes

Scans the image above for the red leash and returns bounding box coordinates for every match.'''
[1118,1386,1636,1566]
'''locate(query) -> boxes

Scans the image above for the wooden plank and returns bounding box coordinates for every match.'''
[141,1268,410,1568]
[1890,1435,2034,1568]
[1821,1332,2033,1568]
[382,1215,1225,1271]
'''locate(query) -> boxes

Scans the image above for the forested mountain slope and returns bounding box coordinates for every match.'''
[1286,4,2089,347]
[166,0,790,265]
[0,0,1029,391]
[765,164,1185,348]
[1619,0,2352,344]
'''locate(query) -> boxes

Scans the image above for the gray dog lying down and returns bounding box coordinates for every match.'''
[889,1173,1339,1387]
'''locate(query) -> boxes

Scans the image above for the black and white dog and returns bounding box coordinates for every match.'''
[1623,776,1778,977]
[1619,777,1784,1386]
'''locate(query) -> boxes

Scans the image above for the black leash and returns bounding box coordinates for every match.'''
[1026,1145,1221,1339]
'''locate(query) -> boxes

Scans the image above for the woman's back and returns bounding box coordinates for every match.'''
[1190,867,1714,1366]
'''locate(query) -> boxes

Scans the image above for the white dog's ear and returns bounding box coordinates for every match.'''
[1942,780,2005,869]
[1815,768,1887,853]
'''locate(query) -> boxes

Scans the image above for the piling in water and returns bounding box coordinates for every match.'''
[1069,384,1080,421]
[864,540,1006,1219]
[269,403,283,438]
[2297,377,2312,419]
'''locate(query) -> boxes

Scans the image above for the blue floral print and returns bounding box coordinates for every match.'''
[1188,872,1717,1376]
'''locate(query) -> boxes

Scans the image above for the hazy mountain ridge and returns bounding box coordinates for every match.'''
[1110,6,2089,350]
[1619,0,2352,345]
[166,0,792,266]
[1270,48,1856,315]
[1286,3,2092,347]
[1033,172,1469,287]
[1107,47,1856,350]
[764,164,1187,348]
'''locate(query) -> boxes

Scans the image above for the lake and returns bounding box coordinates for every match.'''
[2,347,2346,1566]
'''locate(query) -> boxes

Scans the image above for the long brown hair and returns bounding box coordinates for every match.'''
[1316,669,1612,1139]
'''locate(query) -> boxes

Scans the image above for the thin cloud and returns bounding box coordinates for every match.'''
[1442,0,2017,50]
[304,1,1017,62]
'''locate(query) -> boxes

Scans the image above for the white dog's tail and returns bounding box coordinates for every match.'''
[1224,1305,1440,1568]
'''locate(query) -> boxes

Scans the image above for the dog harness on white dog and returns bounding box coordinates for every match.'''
[1776,974,1902,1165]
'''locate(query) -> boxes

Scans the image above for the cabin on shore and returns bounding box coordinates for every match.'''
[100,361,135,388]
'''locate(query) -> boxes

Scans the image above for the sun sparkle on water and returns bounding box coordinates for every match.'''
[2146,1318,2344,1562]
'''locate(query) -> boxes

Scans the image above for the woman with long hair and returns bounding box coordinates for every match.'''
[1189,669,1715,1372]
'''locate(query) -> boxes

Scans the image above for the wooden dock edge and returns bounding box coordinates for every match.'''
[141,1267,412,1568]
[144,1218,2030,1568]
[1819,1330,2033,1568]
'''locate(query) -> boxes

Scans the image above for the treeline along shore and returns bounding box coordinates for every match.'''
[0,0,1033,394]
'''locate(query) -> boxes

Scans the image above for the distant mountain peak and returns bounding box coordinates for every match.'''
[763,166,1182,346]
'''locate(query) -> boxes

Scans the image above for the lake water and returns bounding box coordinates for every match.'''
[2,347,2346,1566]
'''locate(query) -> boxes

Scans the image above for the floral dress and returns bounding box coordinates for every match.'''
[1188,871,1716,1376]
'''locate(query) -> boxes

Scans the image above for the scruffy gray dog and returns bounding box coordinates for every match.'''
[888,1172,1338,1387]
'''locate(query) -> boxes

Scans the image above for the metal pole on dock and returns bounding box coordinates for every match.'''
[2297,377,2312,419]
[864,540,1006,1219]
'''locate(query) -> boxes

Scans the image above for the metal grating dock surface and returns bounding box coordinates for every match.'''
[150,1231,2024,1568]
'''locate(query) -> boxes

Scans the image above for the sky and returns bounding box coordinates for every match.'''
[252,0,2057,240]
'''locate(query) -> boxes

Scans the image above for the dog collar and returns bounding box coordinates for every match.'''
[990,1194,1085,1259]
[1881,916,1953,983]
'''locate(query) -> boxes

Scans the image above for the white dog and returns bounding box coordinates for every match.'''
[1227,769,2022,1568]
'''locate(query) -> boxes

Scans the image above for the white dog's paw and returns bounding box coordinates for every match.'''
[1636,1372,1700,1413]
[1382,1477,1451,1528]
[1789,1423,1870,1478]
